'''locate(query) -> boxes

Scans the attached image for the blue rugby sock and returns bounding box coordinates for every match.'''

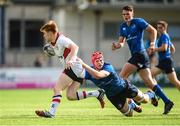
[146,91,155,99]
[129,100,136,109]
[153,84,170,104]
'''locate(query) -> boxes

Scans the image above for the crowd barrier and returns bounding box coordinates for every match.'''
[0,68,61,89]
[0,67,179,89]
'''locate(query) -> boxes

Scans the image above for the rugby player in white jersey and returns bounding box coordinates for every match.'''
[35,20,105,118]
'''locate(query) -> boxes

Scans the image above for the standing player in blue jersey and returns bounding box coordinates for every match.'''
[78,51,158,117]
[151,20,180,91]
[112,5,173,114]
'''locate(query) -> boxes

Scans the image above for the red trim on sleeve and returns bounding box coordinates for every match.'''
[63,48,71,59]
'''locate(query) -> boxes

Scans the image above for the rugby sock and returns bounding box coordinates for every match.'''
[153,84,170,104]
[146,91,154,99]
[49,95,62,115]
[128,100,136,109]
[76,90,99,100]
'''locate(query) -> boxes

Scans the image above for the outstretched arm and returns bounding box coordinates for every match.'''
[77,58,110,79]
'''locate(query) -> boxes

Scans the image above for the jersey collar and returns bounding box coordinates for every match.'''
[51,32,61,46]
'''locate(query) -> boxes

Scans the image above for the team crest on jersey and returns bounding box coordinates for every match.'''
[122,27,126,31]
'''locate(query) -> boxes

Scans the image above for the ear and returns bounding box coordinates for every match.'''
[132,12,134,17]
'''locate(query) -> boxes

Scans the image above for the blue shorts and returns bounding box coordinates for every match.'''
[128,52,150,71]
[106,80,138,110]
[157,58,174,74]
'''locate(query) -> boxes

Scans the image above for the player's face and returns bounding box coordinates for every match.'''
[93,57,104,70]
[122,10,133,22]
[157,24,165,34]
[42,31,54,43]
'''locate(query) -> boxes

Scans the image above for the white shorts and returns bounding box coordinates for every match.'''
[70,61,85,78]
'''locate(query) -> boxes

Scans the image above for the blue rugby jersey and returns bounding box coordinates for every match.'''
[157,33,172,61]
[85,63,126,97]
[119,18,148,55]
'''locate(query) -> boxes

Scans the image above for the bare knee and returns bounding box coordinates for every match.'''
[120,104,133,117]
[119,72,128,79]
[134,92,148,104]
[66,92,77,100]
[121,108,133,117]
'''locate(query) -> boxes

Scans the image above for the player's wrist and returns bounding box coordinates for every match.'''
[115,42,121,49]
[150,42,155,48]
[150,42,155,46]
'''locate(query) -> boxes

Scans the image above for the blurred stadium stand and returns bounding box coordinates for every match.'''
[0,0,180,69]
[0,0,180,88]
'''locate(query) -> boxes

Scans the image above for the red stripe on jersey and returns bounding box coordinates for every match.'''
[63,48,71,59]
[82,91,87,98]
[51,32,61,46]
[52,99,61,103]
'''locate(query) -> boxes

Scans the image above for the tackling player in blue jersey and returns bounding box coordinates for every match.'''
[78,51,158,117]
[112,5,173,114]
[151,20,180,91]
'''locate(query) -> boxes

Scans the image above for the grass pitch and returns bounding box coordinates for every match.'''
[0,88,180,126]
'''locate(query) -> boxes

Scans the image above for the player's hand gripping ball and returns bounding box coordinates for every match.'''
[43,43,55,57]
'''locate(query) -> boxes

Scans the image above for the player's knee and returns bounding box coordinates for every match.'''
[120,73,128,79]
[135,92,147,103]
[120,105,133,117]
[122,108,133,117]
[66,93,76,100]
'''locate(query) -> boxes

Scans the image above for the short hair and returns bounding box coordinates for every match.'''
[157,20,168,29]
[40,20,58,33]
[122,5,134,12]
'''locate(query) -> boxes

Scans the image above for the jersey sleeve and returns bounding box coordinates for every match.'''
[161,34,169,44]
[58,35,74,48]
[137,18,149,30]
[103,63,115,73]
[85,70,91,80]
[118,23,126,37]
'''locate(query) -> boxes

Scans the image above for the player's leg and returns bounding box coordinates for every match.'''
[35,72,73,118]
[139,68,174,114]
[120,100,133,117]
[167,71,180,91]
[107,90,141,117]
[133,89,158,107]
[66,81,105,108]
[121,99,142,116]
[120,62,137,79]
[151,67,162,78]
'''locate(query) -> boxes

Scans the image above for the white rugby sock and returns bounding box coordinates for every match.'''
[49,95,61,115]
[76,90,99,100]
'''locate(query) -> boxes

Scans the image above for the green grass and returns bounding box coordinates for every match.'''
[0,88,180,126]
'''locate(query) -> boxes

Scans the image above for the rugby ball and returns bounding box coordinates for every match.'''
[43,43,55,57]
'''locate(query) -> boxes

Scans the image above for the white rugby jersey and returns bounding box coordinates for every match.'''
[51,33,72,66]
[51,33,85,78]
